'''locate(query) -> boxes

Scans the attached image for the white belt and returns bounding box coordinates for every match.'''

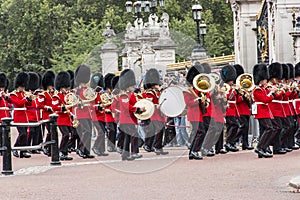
[255,102,266,105]
[0,107,10,110]
[228,101,236,104]
[281,101,289,104]
[13,108,26,111]
[288,100,293,103]
[272,100,283,103]
[294,99,300,102]
[82,104,90,107]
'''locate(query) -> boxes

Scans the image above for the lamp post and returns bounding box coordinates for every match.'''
[125,0,165,16]
[192,3,202,49]
[200,21,207,48]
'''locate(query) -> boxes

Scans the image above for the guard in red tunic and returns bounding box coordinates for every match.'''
[37,70,56,156]
[102,73,117,152]
[0,73,11,154]
[90,72,109,156]
[183,64,206,160]
[116,69,144,161]
[267,63,287,155]
[74,65,94,159]
[252,63,275,158]
[142,69,168,155]
[10,72,33,158]
[26,72,42,154]
[52,71,73,161]
[221,65,241,152]
[294,63,300,146]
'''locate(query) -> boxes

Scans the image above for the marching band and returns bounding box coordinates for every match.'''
[1,61,300,161]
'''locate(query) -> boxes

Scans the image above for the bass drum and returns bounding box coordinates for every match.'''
[159,86,186,117]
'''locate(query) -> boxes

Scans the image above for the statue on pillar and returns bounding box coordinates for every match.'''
[102,22,116,40]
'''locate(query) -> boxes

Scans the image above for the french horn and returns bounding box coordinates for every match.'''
[100,93,113,107]
[82,87,97,103]
[64,92,79,108]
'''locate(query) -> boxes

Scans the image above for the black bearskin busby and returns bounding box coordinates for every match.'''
[221,65,237,83]
[67,70,75,89]
[287,63,294,79]
[253,63,268,85]
[268,62,282,80]
[42,70,55,90]
[295,62,300,78]
[186,62,204,85]
[202,63,211,74]
[75,64,91,85]
[0,72,8,88]
[281,64,290,80]
[14,72,29,89]
[90,73,104,89]
[37,73,42,89]
[55,71,71,90]
[233,64,244,77]
[27,72,40,91]
[112,76,119,89]
[104,73,115,90]
[144,68,161,89]
[119,69,136,90]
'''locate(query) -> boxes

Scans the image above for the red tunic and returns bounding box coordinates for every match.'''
[235,93,251,116]
[0,93,11,122]
[142,89,164,122]
[26,99,40,122]
[111,96,120,123]
[37,91,54,120]
[252,86,274,119]
[203,92,211,117]
[289,90,297,116]
[10,91,32,123]
[116,91,138,125]
[268,89,285,118]
[92,93,105,122]
[75,87,91,120]
[210,93,225,123]
[52,92,72,127]
[282,90,292,116]
[183,89,203,122]
[225,88,241,117]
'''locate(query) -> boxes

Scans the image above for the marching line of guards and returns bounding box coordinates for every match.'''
[1,61,300,161]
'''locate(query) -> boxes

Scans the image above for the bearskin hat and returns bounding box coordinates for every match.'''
[221,65,237,83]
[268,62,282,80]
[14,72,29,88]
[37,73,42,89]
[75,64,91,85]
[119,69,136,90]
[295,62,300,77]
[42,70,55,90]
[144,68,161,89]
[67,70,75,89]
[0,72,8,88]
[55,71,71,90]
[253,63,268,85]
[112,76,119,89]
[186,62,204,85]
[233,64,244,77]
[104,73,116,90]
[287,63,295,79]
[202,63,211,74]
[90,73,104,89]
[27,72,40,91]
[281,64,290,80]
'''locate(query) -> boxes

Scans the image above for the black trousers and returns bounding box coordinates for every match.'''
[257,118,274,150]
[15,127,28,147]
[58,126,71,155]
[117,127,124,149]
[287,116,296,148]
[215,129,225,152]
[107,122,117,149]
[43,122,51,143]
[27,123,42,146]
[235,115,250,148]
[119,124,139,157]
[202,119,224,151]
[93,121,106,153]
[68,127,79,149]
[281,117,293,148]
[225,116,239,145]
[189,121,205,153]
[271,117,283,151]
[77,119,92,155]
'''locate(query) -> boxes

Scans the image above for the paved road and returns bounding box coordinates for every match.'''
[0,145,299,200]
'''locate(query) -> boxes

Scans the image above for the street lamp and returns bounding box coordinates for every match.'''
[200,22,207,48]
[125,0,164,15]
[192,3,203,50]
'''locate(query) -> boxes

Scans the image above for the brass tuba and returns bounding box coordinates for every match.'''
[193,73,216,93]
[236,73,254,91]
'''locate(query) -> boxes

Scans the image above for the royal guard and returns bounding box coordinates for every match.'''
[26,72,42,154]
[116,69,144,161]
[142,68,168,155]
[0,72,10,154]
[221,65,241,152]
[90,72,109,156]
[37,70,56,156]
[294,62,300,146]
[10,72,33,158]
[252,63,275,158]
[52,71,73,161]
[74,64,94,159]
[233,64,253,150]
[267,63,286,155]
[184,64,206,160]
[104,73,117,152]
